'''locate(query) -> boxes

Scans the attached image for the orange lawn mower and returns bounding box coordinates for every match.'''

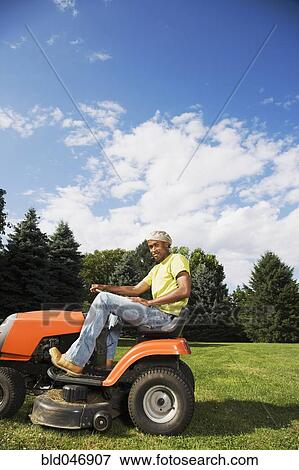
[0,308,194,435]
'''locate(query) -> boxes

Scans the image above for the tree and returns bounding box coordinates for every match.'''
[0,208,50,316]
[47,221,83,308]
[80,248,125,304]
[134,240,155,279]
[0,189,7,250]
[109,240,155,288]
[228,285,250,341]
[0,189,7,321]
[185,248,235,341]
[172,246,190,258]
[239,251,299,343]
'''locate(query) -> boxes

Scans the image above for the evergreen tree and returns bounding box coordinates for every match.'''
[239,251,299,343]
[47,221,83,309]
[0,189,7,321]
[109,240,155,287]
[0,208,49,316]
[186,248,235,341]
[0,189,7,249]
[228,285,250,341]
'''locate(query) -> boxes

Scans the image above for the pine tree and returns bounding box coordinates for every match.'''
[0,188,6,244]
[0,188,7,249]
[0,208,49,316]
[239,251,299,342]
[109,240,155,287]
[47,221,83,309]
[109,250,143,286]
[0,189,7,321]
[186,248,234,341]
[228,285,250,341]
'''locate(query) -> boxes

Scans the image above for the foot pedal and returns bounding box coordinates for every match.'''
[47,366,108,386]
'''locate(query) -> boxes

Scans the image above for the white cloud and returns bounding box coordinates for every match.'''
[0,107,37,137]
[0,101,124,152]
[111,180,147,199]
[53,0,78,16]
[284,187,299,204]
[63,128,108,147]
[46,34,59,46]
[87,51,112,62]
[69,37,84,45]
[0,105,64,137]
[261,94,299,110]
[50,107,64,123]
[62,118,84,128]
[261,97,274,105]
[31,110,298,289]
[239,144,299,203]
[4,36,27,50]
[22,189,35,196]
[3,105,298,288]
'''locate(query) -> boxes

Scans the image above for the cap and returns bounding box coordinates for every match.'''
[146,230,172,246]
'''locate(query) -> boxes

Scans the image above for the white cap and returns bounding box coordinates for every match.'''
[146,230,172,245]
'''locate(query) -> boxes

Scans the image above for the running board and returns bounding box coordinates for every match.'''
[47,366,108,386]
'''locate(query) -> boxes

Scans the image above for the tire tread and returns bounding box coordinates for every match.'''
[0,367,26,419]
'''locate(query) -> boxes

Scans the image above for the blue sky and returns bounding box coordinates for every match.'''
[1,0,299,289]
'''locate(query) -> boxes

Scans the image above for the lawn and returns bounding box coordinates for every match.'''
[0,341,298,450]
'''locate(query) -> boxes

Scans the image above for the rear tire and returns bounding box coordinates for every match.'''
[0,367,26,419]
[128,367,194,435]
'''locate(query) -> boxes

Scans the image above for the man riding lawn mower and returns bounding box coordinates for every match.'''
[0,231,195,435]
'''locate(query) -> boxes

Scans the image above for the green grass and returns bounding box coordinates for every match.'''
[0,342,298,450]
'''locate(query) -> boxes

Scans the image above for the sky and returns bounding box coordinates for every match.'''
[1,0,299,290]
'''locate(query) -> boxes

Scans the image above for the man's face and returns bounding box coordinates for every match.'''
[147,240,170,262]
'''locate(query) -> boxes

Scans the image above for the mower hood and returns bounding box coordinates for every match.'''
[0,311,84,361]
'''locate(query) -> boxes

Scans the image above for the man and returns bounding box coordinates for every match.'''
[49,230,191,376]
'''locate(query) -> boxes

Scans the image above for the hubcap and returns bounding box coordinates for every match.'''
[143,385,178,423]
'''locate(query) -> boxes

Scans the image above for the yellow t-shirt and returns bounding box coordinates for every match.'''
[142,253,190,316]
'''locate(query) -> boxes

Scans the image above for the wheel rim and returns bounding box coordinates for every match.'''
[143,385,178,424]
[0,384,4,406]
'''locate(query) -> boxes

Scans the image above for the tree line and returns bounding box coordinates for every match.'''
[0,189,298,343]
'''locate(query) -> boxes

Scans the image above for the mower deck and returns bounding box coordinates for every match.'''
[47,366,110,386]
[30,388,119,430]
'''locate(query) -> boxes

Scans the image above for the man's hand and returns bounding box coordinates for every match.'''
[90,284,107,293]
[128,296,150,306]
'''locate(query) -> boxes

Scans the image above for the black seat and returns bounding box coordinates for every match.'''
[137,307,190,339]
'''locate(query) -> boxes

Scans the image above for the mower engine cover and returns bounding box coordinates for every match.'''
[0,311,84,361]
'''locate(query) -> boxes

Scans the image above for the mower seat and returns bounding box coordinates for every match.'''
[137,307,190,339]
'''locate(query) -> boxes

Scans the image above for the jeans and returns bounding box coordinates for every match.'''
[65,291,173,367]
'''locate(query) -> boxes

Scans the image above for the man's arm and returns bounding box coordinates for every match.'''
[129,271,191,307]
[90,280,150,297]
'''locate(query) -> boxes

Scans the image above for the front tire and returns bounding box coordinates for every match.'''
[128,367,194,435]
[0,367,26,419]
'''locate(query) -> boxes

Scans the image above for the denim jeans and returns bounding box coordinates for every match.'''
[65,291,173,367]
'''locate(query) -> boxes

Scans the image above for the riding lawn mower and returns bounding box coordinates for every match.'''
[0,308,194,435]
